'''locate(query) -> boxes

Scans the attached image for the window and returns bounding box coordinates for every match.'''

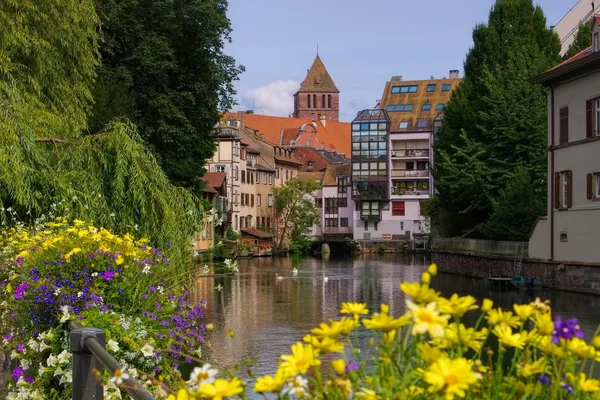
[386,104,414,112]
[306,140,311,146]
[251,194,254,207]
[554,171,572,209]
[256,172,260,183]
[315,198,323,207]
[325,218,338,227]
[241,170,246,183]
[559,106,569,144]
[325,198,339,214]
[391,85,418,93]
[361,202,379,217]
[215,165,226,173]
[340,218,349,227]
[441,84,452,92]
[426,84,436,92]
[338,197,348,207]
[416,119,428,128]
[234,166,239,180]
[322,94,325,109]
[596,173,600,198]
[240,147,246,160]
[269,174,273,185]
[257,194,261,206]
[268,194,273,207]
[436,104,445,111]
[235,215,238,230]
[399,121,409,129]
[421,104,431,111]
[587,172,600,200]
[587,98,600,138]
[250,172,254,185]
[400,221,404,230]
[328,94,332,109]
[286,170,289,180]
[392,201,405,216]
[308,94,311,108]
[234,191,239,205]
[275,167,280,179]
[263,173,267,184]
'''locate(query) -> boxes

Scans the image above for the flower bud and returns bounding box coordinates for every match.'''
[421,272,431,285]
[481,299,493,313]
[427,264,438,276]
[206,323,214,332]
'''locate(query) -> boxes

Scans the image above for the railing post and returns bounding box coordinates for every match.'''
[70,328,105,400]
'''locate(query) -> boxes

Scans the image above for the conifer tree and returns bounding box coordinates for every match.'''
[430,0,561,239]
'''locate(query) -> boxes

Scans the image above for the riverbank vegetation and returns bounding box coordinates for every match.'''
[428,0,561,241]
[158,264,600,399]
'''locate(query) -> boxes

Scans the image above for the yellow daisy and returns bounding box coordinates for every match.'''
[437,294,478,319]
[400,281,439,304]
[424,357,481,399]
[340,302,369,320]
[197,378,243,400]
[279,342,321,376]
[492,325,527,349]
[406,300,450,338]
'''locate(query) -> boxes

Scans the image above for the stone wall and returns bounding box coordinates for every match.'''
[432,251,600,295]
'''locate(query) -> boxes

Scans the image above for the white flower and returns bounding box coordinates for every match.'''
[27,338,39,351]
[109,369,130,386]
[39,330,53,341]
[59,306,71,323]
[53,366,65,377]
[202,265,210,274]
[38,365,49,376]
[129,368,138,378]
[282,375,308,397]
[156,286,164,294]
[134,224,139,230]
[57,349,71,364]
[193,346,202,358]
[59,369,73,385]
[10,350,20,360]
[20,359,31,370]
[107,340,120,353]
[110,213,115,217]
[187,364,218,389]
[47,354,58,367]
[142,265,151,274]
[38,342,51,352]
[140,343,154,357]
[104,382,123,400]
[92,272,99,277]
[215,284,223,292]
[77,291,84,298]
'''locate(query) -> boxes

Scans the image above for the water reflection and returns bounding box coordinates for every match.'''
[192,254,600,389]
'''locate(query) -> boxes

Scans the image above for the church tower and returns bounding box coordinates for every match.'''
[293,55,340,121]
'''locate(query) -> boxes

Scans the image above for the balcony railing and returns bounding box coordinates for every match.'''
[214,127,239,138]
[391,169,430,178]
[391,149,429,158]
[322,227,353,235]
[391,189,430,196]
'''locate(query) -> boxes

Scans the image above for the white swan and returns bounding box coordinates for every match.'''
[276,273,283,280]
[292,268,298,276]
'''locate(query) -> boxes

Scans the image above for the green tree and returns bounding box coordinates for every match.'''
[88,0,245,189]
[480,167,545,241]
[431,0,560,239]
[564,19,593,60]
[272,179,321,252]
[0,0,204,268]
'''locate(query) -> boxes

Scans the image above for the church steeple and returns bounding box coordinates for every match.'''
[293,55,340,121]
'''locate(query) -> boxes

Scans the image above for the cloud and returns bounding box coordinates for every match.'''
[242,80,300,117]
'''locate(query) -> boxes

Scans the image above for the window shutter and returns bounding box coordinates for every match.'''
[586,99,593,138]
[567,170,573,208]
[587,173,593,199]
[554,172,561,209]
[251,194,254,207]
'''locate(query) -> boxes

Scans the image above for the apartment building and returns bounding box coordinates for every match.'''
[553,0,600,56]
[529,15,600,263]
[321,165,353,237]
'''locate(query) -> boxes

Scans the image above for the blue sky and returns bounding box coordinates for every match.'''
[225,0,574,122]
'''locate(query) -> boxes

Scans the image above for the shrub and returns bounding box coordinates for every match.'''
[0,219,207,399]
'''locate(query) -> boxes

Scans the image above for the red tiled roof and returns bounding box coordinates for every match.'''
[548,46,593,71]
[202,172,226,189]
[294,147,330,172]
[241,228,273,239]
[201,184,218,194]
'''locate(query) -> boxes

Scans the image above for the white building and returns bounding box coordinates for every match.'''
[554,0,600,56]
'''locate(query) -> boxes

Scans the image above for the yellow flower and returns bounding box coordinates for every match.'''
[513,304,534,321]
[198,378,243,399]
[536,336,565,357]
[6,283,12,293]
[594,336,600,349]
[427,263,438,276]
[331,359,346,375]
[518,358,548,378]
[419,343,445,364]
[168,389,190,400]
[437,294,478,319]
[438,323,488,352]
[303,335,344,353]
[403,385,425,399]
[493,325,527,349]
[335,317,360,336]
[355,388,380,400]
[567,372,600,392]
[407,300,450,338]
[340,302,368,320]
[73,219,85,227]
[481,299,493,313]
[486,308,521,328]
[530,297,551,314]
[423,357,481,399]
[362,312,410,333]
[254,369,288,393]
[421,272,431,284]
[400,281,439,304]
[532,313,554,336]
[311,321,343,338]
[115,255,124,265]
[328,378,352,396]
[279,342,321,376]
[382,330,396,344]
[567,338,596,359]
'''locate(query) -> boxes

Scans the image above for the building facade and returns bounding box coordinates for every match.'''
[553,0,600,56]
[529,16,600,263]
[293,55,340,121]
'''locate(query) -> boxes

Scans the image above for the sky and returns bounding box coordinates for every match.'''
[225,0,576,122]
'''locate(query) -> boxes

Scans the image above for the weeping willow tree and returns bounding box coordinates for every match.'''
[0,0,204,267]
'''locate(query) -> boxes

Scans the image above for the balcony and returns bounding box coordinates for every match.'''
[391,149,429,159]
[214,127,239,138]
[322,227,353,235]
[391,169,430,179]
[391,189,430,197]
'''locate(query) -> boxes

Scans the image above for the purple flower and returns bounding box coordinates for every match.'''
[539,373,551,386]
[104,271,115,281]
[24,376,34,384]
[17,343,25,352]
[12,367,23,381]
[345,360,359,374]
[552,316,584,344]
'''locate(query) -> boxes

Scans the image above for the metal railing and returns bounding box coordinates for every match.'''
[322,227,353,234]
[431,237,528,257]
[391,169,429,178]
[67,320,154,400]
[391,149,430,158]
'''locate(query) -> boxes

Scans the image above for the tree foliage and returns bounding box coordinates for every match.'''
[272,179,321,251]
[88,0,245,189]
[431,0,560,239]
[564,19,593,60]
[0,0,203,267]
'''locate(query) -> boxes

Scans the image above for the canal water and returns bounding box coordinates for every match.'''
[191,253,600,389]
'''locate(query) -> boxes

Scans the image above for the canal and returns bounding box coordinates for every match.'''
[192,253,600,390]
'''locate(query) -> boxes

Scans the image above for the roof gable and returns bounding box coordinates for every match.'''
[201,172,227,190]
[298,55,339,93]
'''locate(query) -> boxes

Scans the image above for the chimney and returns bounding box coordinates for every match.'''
[319,114,326,127]
[237,111,246,130]
[449,70,460,79]
[391,75,403,82]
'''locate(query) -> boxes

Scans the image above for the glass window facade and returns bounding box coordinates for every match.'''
[391,85,418,94]
[441,84,452,92]
[386,104,414,112]
[421,104,431,111]
[426,84,436,92]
